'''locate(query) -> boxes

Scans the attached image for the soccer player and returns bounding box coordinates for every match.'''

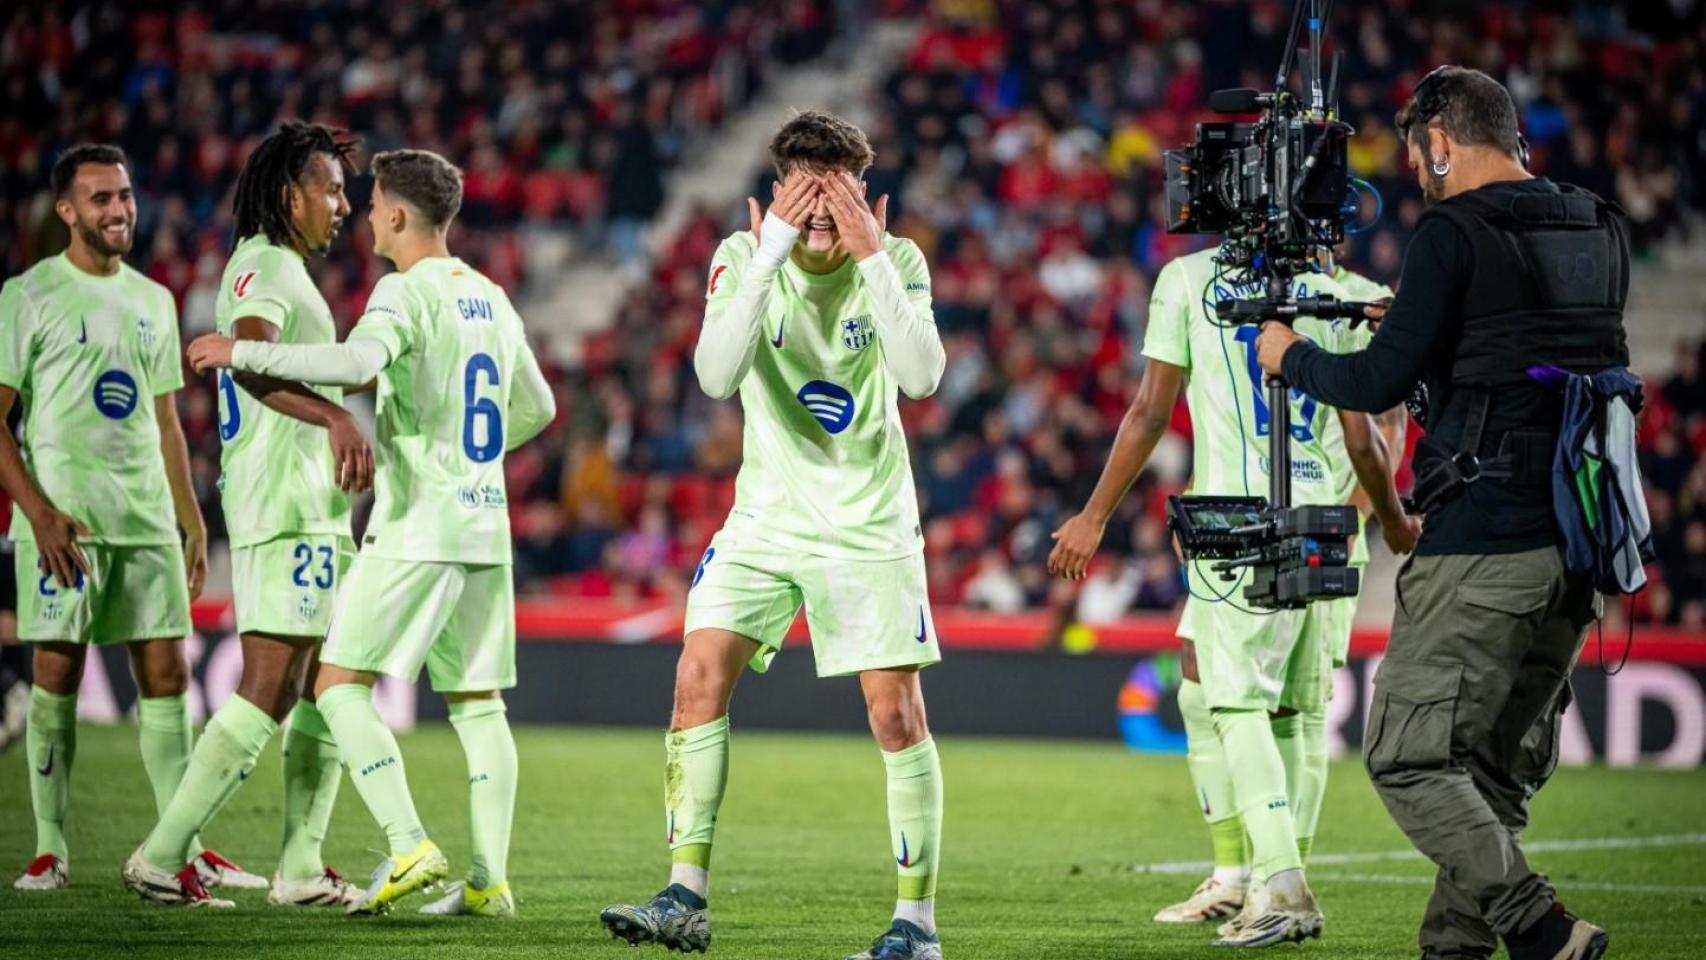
[187,148,556,918]
[0,144,253,892]
[1049,245,1418,947]
[598,111,948,960]
[1143,257,1409,935]
[124,122,372,908]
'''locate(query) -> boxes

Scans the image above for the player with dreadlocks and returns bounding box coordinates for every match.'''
[125,121,375,908]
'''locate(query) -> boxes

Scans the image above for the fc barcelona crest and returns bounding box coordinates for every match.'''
[841,314,873,351]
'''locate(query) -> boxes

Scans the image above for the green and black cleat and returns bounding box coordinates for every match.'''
[600,884,711,953]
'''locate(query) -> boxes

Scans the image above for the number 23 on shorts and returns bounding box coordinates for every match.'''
[291,542,335,589]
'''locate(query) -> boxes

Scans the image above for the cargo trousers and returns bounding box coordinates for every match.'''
[1363,546,1598,959]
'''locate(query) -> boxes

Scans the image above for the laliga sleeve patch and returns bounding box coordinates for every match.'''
[233,270,258,300]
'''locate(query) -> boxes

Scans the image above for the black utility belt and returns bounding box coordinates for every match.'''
[1405,430,1553,516]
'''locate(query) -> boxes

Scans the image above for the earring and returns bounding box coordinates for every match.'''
[1431,159,1450,177]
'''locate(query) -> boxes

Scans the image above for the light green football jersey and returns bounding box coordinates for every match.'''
[1143,246,1388,521]
[214,235,351,546]
[706,232,933,560]
[348,257,541,565]
[0,254,183,545]
[1325,263,1395,566]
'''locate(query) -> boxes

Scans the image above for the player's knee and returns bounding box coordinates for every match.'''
[672,652,731,725]
[236,674,302,723]
[136,651,190,698]
[866,693,928,752]
[32,645,86,695]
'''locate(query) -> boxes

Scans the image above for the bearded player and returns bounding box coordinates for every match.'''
[599,111,948,960]
[1050,246,1416,947]
[125,122,372,908]
[0,144,256,893]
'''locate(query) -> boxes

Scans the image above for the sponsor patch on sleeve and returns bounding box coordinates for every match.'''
[233,270,258,300]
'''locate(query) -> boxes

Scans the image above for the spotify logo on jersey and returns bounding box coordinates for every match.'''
[92,370,139,419]
[797,380,856,434]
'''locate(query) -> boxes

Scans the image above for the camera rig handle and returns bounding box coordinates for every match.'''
[1211,278,1373,511]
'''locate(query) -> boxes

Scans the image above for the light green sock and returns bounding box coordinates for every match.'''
[1179,680,1245,870]
[449,699,518,890]
[1213,708,1302,883]
[665,716,730,874]
[884,736,943,905]
[137,694,203,857]
[142,695,277,871]
[278,699,344,883]
[1273,709,1328,864]
[1208,817,1248,872]
[26,687,78,861]
[318,683,426,856]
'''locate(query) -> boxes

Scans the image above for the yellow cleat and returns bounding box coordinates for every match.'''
[419,880,516,916]
[346,840,449,915]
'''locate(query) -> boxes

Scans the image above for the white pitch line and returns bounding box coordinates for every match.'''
[1132,833,1706,876]
[1311,871,1706,896]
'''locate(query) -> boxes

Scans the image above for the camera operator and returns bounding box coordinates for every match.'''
[1255,67,1625,960]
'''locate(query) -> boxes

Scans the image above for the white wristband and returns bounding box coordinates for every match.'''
[755,211,800,266]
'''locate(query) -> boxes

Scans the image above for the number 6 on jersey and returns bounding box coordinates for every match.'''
[462,352,503,463]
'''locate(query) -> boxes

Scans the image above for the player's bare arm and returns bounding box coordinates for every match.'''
[226,316,373,493]
[1336,407,1419,554]
[0,384,90,588]
[1049,359,1186,581]
[155,391,208,600]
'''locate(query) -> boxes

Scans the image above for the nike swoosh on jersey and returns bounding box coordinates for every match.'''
[77,317,87,344]
[770,316,785,348]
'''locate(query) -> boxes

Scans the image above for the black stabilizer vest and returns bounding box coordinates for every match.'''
[1406,182,1632,514]
[1425,182,1630,386]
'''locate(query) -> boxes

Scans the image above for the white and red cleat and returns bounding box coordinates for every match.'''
[268,867,360,907]
[123,847,234,908]
[194,849,268,890]
[13,853,67,890]
[1155,876,1247,923]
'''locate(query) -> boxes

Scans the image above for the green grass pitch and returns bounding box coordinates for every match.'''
[3,724,1704,958]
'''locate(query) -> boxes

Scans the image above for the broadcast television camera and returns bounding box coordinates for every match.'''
[1162,0,1375,609]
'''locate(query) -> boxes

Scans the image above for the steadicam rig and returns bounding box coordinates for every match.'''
[1162,0,1371,610]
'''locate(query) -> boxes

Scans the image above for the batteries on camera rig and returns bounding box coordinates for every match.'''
[1167,495,1361,609]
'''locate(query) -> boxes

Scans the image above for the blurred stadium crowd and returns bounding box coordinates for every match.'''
[2,0,1704,629]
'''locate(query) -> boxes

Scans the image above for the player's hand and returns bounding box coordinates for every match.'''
[187,334,236,374]
[822,170,888,261]
[182,524,208,601]
[1381,513,1423,555]
[1048,511,1107,582]
[26,505,91,590]
[747,172,820,242]
[1255,321,1302,377]
[327,409,374,493]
